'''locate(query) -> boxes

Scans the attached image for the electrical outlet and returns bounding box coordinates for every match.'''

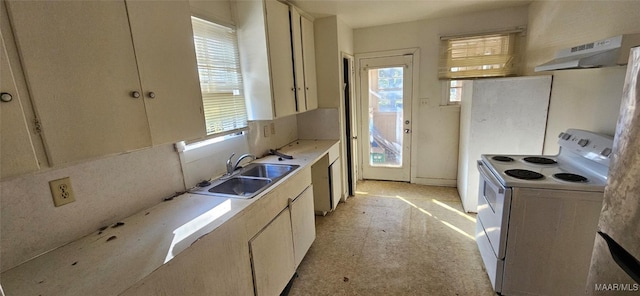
[270,122,276,135]
[49,177,76,207]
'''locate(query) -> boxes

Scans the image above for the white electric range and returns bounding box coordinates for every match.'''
[475,129,614,295]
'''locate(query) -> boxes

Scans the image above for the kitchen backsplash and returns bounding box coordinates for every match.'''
[0,144,185,272]
[297,108,341,140]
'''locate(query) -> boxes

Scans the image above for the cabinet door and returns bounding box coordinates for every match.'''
[7,0,150,165]
[0,32,39,178]
[330,157,342,210]
[265,0,296,118]
[290,8,306,112]
[311,154,331,213]
[121,218,254,296]
[249,208,295,296]
[301,16,318,111]
[126,0,206,145]
[290,186,316,268]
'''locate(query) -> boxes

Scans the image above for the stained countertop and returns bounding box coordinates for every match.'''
[1,139,339,296]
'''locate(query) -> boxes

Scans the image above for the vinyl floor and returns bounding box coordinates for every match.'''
[288,180,495,296]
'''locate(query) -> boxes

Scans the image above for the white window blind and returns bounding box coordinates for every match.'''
[439,33,520,79]
[191,17,247,136]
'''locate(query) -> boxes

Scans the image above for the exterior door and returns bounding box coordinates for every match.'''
[359,55,413,181]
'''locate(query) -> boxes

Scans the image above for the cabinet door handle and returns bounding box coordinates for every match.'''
[147,91,156,99]
[131,91,141,98]
[0,92,13,102]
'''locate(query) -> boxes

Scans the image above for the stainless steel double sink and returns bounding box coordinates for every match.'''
[190,163,299,199]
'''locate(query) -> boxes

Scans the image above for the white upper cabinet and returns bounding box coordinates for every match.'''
[236,0,296,120]
[6,0,205,166]
[0,29,40,179]
[236,0,317,120]
[291,8,318,112]
[126,0,205,146]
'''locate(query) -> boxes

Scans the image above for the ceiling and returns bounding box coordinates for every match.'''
[289,0,532,29]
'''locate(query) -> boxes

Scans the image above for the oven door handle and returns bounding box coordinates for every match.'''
[477,160,505,194]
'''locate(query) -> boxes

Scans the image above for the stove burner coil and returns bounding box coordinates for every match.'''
[492,156,515,162]
[523,157,557,165]
[505,169,545,180]
[553,173,588,182]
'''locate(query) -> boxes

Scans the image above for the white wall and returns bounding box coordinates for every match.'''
[189,0,234,26]
[353,6,529,186]
[310,15,354,198]
[525,1,640,154]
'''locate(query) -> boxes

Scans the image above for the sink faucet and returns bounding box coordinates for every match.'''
[226,153,256,175]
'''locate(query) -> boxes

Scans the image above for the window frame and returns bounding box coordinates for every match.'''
[441,79,464,105]
[190,16,248,140]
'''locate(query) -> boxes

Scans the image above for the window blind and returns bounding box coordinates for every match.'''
[439,33,519,79]
[191,17,248,136]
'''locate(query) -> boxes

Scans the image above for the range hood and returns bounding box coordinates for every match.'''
[535,34,640,72]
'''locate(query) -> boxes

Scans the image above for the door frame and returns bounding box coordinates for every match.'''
[341,52,357,196]
[355,48,420,182]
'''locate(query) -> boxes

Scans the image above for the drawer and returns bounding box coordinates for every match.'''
[476,220,503,293]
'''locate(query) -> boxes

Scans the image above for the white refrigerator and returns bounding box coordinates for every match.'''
[457,75,552,212]
[586,47,640,294]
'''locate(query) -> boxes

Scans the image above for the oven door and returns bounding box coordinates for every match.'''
[477,160,512,259]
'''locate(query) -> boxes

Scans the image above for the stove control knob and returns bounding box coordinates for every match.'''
[561,133,572,140]
[578,139,590,147]
[601,148,612,157]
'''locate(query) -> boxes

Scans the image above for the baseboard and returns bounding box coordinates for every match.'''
[411,177,457,187]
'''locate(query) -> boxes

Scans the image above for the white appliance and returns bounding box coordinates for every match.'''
[476,129,614,295]
[458,75,552,213]
[586,47,640,294]
[535,34,640,72]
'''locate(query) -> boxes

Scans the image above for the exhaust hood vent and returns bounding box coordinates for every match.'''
[535,34,640,72]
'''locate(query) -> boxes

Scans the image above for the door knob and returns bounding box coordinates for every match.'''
[404,129,411,134]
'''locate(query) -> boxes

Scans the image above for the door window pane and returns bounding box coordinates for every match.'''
[368,67,403,167]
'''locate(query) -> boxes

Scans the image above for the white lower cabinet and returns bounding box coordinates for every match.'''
[329,159,342,210]
[311,142,342,214]
[121,218,254,296]
[290,186,316,268]
[250,208,296,296]
[124,170,316,296]
[250,185,315,295]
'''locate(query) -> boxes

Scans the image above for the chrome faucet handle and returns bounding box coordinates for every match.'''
[226,153,236,174]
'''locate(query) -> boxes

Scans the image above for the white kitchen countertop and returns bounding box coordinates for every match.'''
[1,139,339,296]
